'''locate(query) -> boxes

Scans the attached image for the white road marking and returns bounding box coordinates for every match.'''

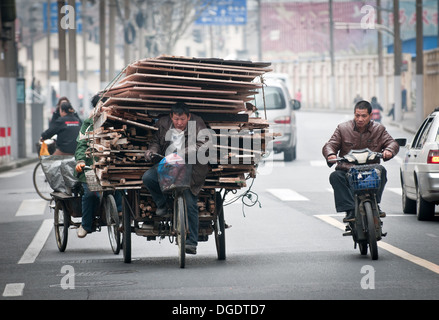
[18,219,53,264]
[15,199,47,216]
[315,214,439,275]
[266,188,309,201]
[310,160,327,167]
[2,283,25,297]
[387,187,402,196]
[0,171,25,178]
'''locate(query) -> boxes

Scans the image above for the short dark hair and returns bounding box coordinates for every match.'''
[60,101,74,114]
[91,92,102,108]
[171,101,190,116]
[354,100,372,114]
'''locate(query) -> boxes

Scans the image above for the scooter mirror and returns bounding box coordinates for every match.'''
[395,138,407,147]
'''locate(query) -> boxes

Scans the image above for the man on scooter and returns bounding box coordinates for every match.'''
[322,100,399,222]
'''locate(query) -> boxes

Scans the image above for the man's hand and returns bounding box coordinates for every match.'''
[382,150,393,160]
[144,150,153,161]
[75,162,85,173]
[326,154,337,167]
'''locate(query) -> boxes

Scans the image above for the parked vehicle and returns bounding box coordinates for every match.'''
[252,79,300,161]
[400,108,439,220]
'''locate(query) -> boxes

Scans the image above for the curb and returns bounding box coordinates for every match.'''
[0,157,39,173]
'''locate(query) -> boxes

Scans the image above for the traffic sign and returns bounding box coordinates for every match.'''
[195,0,247,26]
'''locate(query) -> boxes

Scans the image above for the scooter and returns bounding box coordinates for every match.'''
[332,149,386,260]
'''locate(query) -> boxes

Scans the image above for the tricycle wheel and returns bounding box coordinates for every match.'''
[214,192,226,260]
[104,194,121,255]
[122,195,132,263]
[54,200,69,252]
[174,195,187,268]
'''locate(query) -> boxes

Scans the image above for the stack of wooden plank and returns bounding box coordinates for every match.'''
[86,55,275,191]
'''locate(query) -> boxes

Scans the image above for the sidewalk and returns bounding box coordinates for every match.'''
[383,111,418,134]
[0,156,38,173]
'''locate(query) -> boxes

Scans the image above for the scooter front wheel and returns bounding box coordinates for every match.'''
[364,201,378,260]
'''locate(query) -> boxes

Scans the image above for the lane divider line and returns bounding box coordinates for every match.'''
[266,188,309,201]
[18,219,53,264]
[315,214,439,275]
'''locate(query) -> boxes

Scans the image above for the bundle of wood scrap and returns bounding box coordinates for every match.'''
[86,55,275,191]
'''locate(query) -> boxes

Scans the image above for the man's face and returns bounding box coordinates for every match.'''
[171,113,190,131]
[354,108,371,130]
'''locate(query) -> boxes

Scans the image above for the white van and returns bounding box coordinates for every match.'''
[251,79,300,161]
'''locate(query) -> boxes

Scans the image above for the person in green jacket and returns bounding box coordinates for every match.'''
[74,93,121,238]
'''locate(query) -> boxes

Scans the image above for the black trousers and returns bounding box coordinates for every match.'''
[329,166,387,213]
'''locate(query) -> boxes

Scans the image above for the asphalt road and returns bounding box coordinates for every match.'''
[2,111,439,307]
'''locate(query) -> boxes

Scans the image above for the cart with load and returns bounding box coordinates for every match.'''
[82,55,275,268]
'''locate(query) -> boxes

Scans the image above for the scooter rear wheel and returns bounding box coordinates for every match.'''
[358,242,368,255]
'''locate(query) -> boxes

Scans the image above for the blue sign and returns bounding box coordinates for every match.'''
[43,1,82,33]
[195,0,247,25]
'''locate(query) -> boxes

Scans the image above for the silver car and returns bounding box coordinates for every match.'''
[401,109,439,220]
[252,79,300,161]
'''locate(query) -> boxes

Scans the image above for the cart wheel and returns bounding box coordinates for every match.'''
[214,192,226,260]
[122,196,132,263]
[104,194,121,255]
[174,195,187,268]
[54,200,69,252]
[33,162,52,201]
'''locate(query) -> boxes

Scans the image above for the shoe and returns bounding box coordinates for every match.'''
[185,244,197,255]
[378,205,386,218]
[77,225,88,238]
[155,206,171,218]
[343,210,355,223]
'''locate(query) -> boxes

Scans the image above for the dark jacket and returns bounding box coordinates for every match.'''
[148,113,211,196]
[41,114,82,154]
[322,120,399,171]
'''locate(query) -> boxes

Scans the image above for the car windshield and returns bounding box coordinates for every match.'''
[251,86,286,110]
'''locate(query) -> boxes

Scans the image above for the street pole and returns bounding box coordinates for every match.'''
[0,0,23,160]
[46,0,52,125]
[99,0,106,89]
[68,0,79,113]
[82,0,89,117]
[377,0,385,109]
[257,0,262,61]
[416,0,424,127]
[109,0,116,80]
[58,0,68,98]
[329,0,336,110]
[393,0,402,122]
[124,0,131,66]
